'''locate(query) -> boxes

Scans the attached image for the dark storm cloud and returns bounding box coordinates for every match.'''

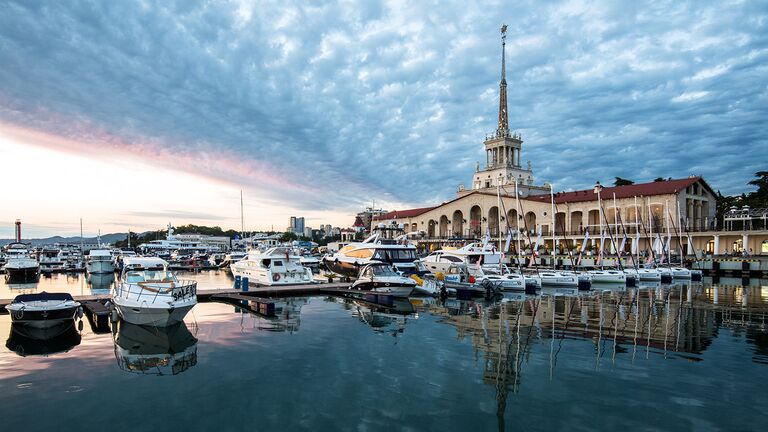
[0,0,765,211]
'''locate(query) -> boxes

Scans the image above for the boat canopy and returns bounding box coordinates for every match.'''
[12,291,75,302]
[123,257,168,269]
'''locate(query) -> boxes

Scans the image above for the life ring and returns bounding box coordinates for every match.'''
[273,274,281,282]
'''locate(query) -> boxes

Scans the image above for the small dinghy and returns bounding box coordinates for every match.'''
[5,292,81,328]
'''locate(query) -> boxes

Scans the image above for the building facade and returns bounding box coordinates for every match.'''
[373,27,767,256]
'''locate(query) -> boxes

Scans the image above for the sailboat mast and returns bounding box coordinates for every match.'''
[240,189,244,234]
[514,176,521,267]
[634,196,639,264]
[80,218,84,251]
[666,200,671,264]
[549,183,555,269]
[497,184,503,270]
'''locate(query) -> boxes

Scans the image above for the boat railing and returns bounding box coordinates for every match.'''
[117,279,197,303]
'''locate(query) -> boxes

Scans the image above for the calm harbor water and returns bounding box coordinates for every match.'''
[1,271,766,431]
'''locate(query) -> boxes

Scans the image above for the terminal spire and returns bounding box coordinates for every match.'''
[497,24,509,138]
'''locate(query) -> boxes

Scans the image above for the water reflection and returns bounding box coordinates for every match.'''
[113,321,198,376]
[229,297,309,333]
[347,297,416,338]
[5,321,81,357]
[414,281,768,431]
[86,273,115,293]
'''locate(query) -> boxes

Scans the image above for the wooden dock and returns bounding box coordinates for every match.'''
[0,282,353,312]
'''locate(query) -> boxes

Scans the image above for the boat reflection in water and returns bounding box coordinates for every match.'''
[5,321,81,357]
[347,296,416,338]
[113,321,198,376]
[228,297,309,333]
[87,272,114,293]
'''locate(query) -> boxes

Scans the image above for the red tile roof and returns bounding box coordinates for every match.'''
[372,206,437,221]
[352,216,366,227]
[526,177,712,204]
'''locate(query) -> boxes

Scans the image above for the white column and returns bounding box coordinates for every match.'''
[742,234,749,254]
[713,235,720,255]
[687,235,694,256]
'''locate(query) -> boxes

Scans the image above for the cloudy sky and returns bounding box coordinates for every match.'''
[0,0,766,237]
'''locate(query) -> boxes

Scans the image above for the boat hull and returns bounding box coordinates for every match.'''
[86,260,115,274]
[5,304,80,329]
[114,303,195,327]
[4,265,40,283]
[231,265,314,286]
[347,282,414,298]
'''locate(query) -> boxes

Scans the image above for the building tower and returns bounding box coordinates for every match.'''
[467,24,545,196]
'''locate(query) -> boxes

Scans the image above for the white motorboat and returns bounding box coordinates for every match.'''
[475,265,526,291]
[422,243,502,274]
[536,270,579,287]
[406,261,441,296]
[348,263,416,298]
[5,292,81,329]
[86,249,115,274]
[221,250,247,268]
[4,243,40,283]
[112,257,197,327]
[669,267,692,278]
[230,247,313,286]
[38,246,65,273]
[588,269,627,284]
[323,226,419,277]
[627,267,662,281]
[57,246,84,272]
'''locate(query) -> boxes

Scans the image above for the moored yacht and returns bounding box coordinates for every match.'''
[422,243,502,274]
[5,292,81,328]
[588,269,627,284]
[669,267,692,278]
[323,225,419,277]
[113,257,197,327]
[475,265,526,291]
[348,263,416,298]
[38,246,65,273]
[536,270,579,287]
[230,247,314,286]
[86,249,115,274]
[4,243,40,283]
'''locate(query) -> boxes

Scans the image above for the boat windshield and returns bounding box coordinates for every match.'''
[125,270,178,283]
[370,265,398,276]
[373,249,416,261]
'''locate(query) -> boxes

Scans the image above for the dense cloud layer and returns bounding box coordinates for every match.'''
[0,0,765,212]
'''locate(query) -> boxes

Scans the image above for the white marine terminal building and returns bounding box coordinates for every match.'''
[374,28,768,256]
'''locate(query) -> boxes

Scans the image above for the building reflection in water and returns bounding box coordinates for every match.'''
[415,281,768,432]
